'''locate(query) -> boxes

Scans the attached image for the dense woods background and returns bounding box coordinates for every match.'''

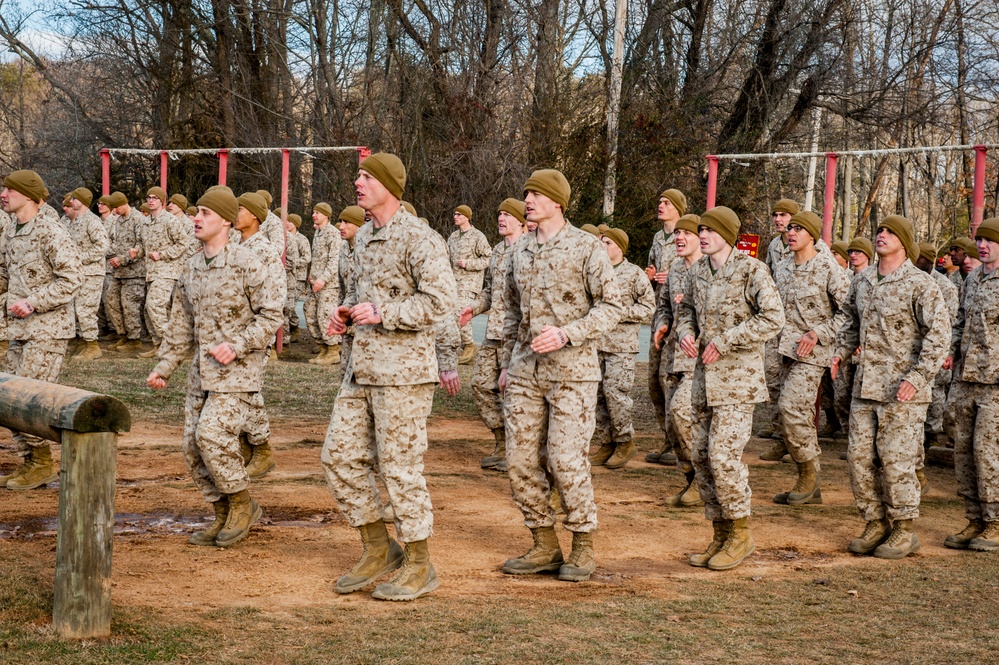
[2,0,998,259]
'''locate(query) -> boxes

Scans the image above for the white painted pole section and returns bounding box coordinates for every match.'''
[601,0,628,219]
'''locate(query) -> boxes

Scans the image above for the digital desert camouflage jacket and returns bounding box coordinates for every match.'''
[239,232,288,304]
[469,239,516,343]
[933,270,960,322]
[262,212,286,255]
[647,228,677,274]
[67,210,111,277]
[834,260,950,403]
[652,256,698,374]
[599,259,655,354]
[773,247,851,367]
[153,241,284,392]
[950,264,999,385]
[293,232,311,281]
[283,226,301,277]
[137,210,194,281]
[309,224,343,287]
[501,223,623,382]
[765,236,792,278]
[1,211,83,341]
[674,250,785,406]
[109,208,145,279]
[341,207,457,386]
[447,226,492,295]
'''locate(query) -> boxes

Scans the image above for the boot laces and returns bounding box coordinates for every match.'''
[884,524,908,547]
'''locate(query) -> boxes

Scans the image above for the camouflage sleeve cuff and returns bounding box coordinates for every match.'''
[228,336,248,359]
[711,336,729,356]
[902,370,928,393]
[560,322,583,346]
[152,359,176,381]
[25,296,42,312]
[379,302,400,330]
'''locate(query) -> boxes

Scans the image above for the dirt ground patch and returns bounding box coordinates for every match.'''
[1,357,998,663]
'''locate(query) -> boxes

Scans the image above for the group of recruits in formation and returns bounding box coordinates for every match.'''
[1,152,998,603]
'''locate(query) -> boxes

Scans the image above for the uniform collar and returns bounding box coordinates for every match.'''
[195,240,233,271]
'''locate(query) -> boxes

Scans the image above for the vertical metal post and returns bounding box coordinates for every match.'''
[706,156,719,209]
[100,149,111,196]
[218,149,229,186]
[159,151,168,193]
[842,155,853,241]
[972,145,987,236]
[276,148,291,353]
[822,153,838,245]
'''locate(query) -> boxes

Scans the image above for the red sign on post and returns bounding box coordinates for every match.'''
[737,233,761,258]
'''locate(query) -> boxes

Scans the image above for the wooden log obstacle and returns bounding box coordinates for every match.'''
[0,373,130,639]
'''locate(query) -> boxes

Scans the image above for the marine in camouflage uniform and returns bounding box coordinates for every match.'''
[0,170,84,490]
[96,196,118,338]
[137,188,195,354]
[500,169,623,583]
[589,227,654,470]
[651,215,704,507]
[106,194,146,348]
[675,206,784,570]
[772,212,850,506]
[322,153,457,601]
[942,219,999,551]
[759,198,800,457]
[0,208,10,351]
[282,215,304,340]
[447,205,492,361]
[645,189,685,464]
[833,216,950,559]
[465,199,527,471]
[66,188,110,359]
[149,190,283,547]
[305,203,345,364]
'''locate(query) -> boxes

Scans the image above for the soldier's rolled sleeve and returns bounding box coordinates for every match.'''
[26,235,83,313]
[85,219,111,265]
[229,260,285,358]
[713,267,784,355]
[622,271,655,324]
[812,268,851,345]
[435,317,460,372]
[463,236,492,272]
[902,283,950,393]
[500,257,520,368]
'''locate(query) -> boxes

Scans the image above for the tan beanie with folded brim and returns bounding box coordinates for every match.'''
[976,218,999,245]
[288,214,302,228]
[847,237,874,259]
[580,224,599,236]
[602,227,629,254]
[170,194,188,210]
[256,190,274,208]
[957,237,980,260]
[99,195,113,206]
[197,190,239,223]
[699,206,741,247]
[71,187,93,207]
[498,198,527,226]
[877,215,919,263]
[831,241,850,261]
[4,170,47,202]
[147,186,167,203]
[675,214,700,235]
[313,202,333,218]
[186,206,197,216]
[339,205,365,227]
[523,169,571,212]
[107,191,128,208]
[455,205,472,220]
[789,210,822,243]
[659,189,687,216]
[772,198,801,215]
[917,242,938,263]
[237,192,268,224]
[359,153,406,200]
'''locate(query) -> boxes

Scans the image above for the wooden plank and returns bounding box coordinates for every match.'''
[0,373,130,442]
[53,430,117,639]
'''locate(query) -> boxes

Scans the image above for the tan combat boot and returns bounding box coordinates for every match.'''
[665,470,703,508]
[759,439,788,461]
[74,340,103,360]
[269,347,278,362]
[848,517,892,555]
[481,428,507,470]
[117,338,142,353]
[371,539,440,601]
[313,345,339,366]
[774,459,822,505]
[645,437,671,463]
[215,489,262,548]
[336,520,405,593]
[588,443,616,467]
[245,443,276,479]
[707,516,755,570]
[0,454,30,487]
[502,526,564,574]
[7,445,58,490]
[968,521,999,552]
[188,499,229,546]
[605,441,636,469]
[307,346,328,365]
[137,345,159,359]
[873,519,920,559]
[326,344,341,364]
[690,520,731,567]
[458,343,477,365]
[945,519,987,550]
[290,327,301,342]
[558,532,596,582]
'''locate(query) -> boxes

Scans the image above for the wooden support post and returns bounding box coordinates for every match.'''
[53,430,117,639]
